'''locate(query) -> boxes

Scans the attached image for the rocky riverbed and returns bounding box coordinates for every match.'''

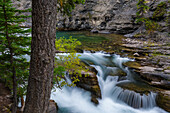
[120,37,170,112]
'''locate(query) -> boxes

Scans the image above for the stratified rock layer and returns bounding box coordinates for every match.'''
[57,0,139,34]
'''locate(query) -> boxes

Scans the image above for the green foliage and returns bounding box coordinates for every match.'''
[57,0,85,16]
[136,0,150,24]
[136,0,149,18]
[136,0,161,37]
[55,36,81,52]
[54,37,88,88]
[0,0,31,98]
[145,19,160,34]
[166,10,170,35]
[152,2,167,20]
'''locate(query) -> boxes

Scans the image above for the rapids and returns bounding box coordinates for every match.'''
[51,51,167,113]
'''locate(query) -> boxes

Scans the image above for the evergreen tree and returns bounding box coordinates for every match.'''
[58,0,85,16]
[0,0,31,112]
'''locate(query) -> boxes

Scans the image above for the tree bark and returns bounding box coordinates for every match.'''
[24,0,57,113]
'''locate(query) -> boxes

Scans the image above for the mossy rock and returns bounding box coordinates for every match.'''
[91,95,99,105]
[107,68,126,77]
[116,82,157,95]
[123,61,141,70]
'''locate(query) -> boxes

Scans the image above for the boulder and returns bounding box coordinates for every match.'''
[75,70,101,104]
[133,53,140,57]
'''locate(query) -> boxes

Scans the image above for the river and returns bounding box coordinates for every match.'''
[51,51,167,113]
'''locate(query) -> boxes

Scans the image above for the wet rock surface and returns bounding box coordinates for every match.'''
[121,38,170,112]
[116,82,154,94]
[75,70,101,104]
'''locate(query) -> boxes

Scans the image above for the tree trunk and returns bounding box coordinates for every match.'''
[12,67,17,113]
[24,0,57,113]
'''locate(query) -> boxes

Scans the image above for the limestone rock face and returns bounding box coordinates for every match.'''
[12,0,32,27]
[57,0,139,34]
[12,0,169,36]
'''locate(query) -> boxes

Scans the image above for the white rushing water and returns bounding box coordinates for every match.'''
[51,52,167,113]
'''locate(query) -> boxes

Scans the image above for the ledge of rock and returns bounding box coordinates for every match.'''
[116,82,154,95]
[123,61,170,90]
[156,91,170,112]
[73,70,101,104]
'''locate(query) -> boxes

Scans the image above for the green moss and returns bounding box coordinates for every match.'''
[123,61,141,69]
[165,66,170,70]
[134,33,143,38]
[116,82,157,95]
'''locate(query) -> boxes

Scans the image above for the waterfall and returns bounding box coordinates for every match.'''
[111,86,156,108]
[51,51,167,113]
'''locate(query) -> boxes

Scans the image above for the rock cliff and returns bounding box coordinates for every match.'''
[57,0,169,37]
[57,0,139,34]
[12,0,169,38]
